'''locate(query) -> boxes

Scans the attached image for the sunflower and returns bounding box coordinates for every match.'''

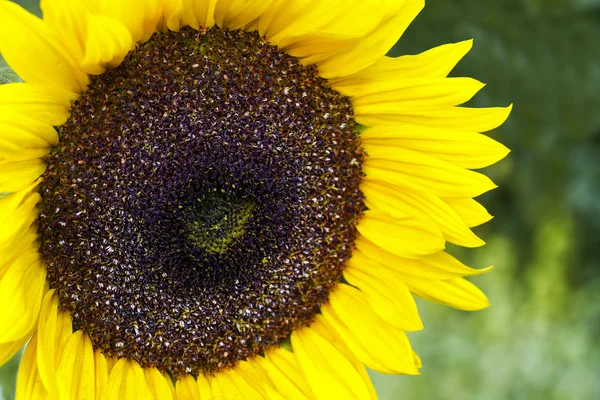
[0,0,511,398]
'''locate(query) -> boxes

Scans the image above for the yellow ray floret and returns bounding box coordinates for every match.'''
[291,319,377,399]
[0,1,88,94]
[329,40,474,93]
[321,284,419,375]
[344,257,423,331]
[361,124,510,169]
[361,180,486,247]
[445,197,495,227]
[16,333,49,400]
[363,144,498,198]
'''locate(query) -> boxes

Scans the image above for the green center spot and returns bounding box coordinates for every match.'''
[186,192,255,254]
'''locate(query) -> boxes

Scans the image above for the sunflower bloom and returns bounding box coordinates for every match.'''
[0,0,511,398]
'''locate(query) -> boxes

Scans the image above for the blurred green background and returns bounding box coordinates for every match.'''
[2,0,599,399]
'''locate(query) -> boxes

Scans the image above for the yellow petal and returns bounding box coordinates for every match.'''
[413,351,422,369]
[361,180,485,247]
[403,275,491,311]
[255,0,288,36]
[207,374,224,400]
[264,385,287,400]
[382,39,470,78]
[175,374,200,400]
[196,373,212,399]
[317,0,424,78]
[355,235,491,279]
[160,0,184,31]
[357,209,445,259]
[144,367,173,400]
[163,372,177,399]
[361,125,510,170]
[107,358,152,400]
[217,370,249,400]
[0,1,88,94]
[95,351,109,400]
[140,0,165,42]
[209,373,233,400]
[302,318,378,399]
[322,284,419,374]
[57,330,96,400]
[444,197,493,227]
[56,312,74,370]
[274,0,384,61]
[281,30,361,64]
[0,213,36,252]
[16,334,49,400]
[0,147,48,162]
[0,82,73,125]
[97,0,162,43]
[218,0,275,31]
[37,289,61,397]
[356,103,513,131]
[0,203,39,268]
[261,0,334,41]
[258,352,312,400]
[291,324,374,399]
[82,14,134,75]
[0,251,46,343]
[0,159,46,193]
[330,40,473,91]
[37,306,75,398]
[233,356,271,387]
[350,78,484,110]
[40,0,93,60]
[354,233,492,311]
[214,0,247,27]
[105,355,119,375]
[0,184,40,253]
[263,347,314,400]
[226,366,267,400]
[180,0,218,29]
[344,255,422,331]
[0,331,32,367]
[36,305,73,396]
[363,145,497,198]
[235,359,272,392]
[0,225,37,275]
[0,113,58,161]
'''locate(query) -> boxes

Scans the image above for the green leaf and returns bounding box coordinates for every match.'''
[0,66,22,84]
[0,55,22,84]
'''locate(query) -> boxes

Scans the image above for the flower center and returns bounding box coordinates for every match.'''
[38,27,363,375]
[185,192,255,255]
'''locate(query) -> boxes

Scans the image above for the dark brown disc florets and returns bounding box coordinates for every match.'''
[38,27,363,376]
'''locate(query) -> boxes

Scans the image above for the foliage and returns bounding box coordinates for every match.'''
[0,64,20,84]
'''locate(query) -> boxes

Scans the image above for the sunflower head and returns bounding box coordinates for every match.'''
[0,0,511,398]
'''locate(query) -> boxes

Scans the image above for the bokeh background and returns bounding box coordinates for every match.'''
[2,0,599,399]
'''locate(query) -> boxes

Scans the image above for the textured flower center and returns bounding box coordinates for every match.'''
[185,192,256,255]
[38,28,363,375]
